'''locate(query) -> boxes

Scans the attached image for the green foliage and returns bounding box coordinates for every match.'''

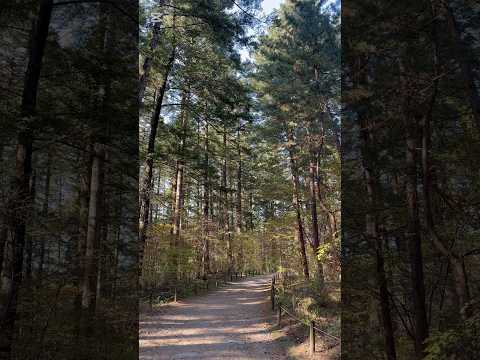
[425,313,480,360]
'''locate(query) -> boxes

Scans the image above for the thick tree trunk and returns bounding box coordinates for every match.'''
[405,117,429,359]
[1,0,53,354]
[139,47,176,279]
[287,132,309,280]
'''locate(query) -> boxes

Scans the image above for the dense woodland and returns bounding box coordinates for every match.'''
[138,0,341,340]
[343,1,480,359]
[0,1,138,359]
[2,0,479,359]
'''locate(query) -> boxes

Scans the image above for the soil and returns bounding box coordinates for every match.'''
[139,275,291,360]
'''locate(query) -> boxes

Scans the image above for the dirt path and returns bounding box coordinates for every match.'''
[139,275,290,360]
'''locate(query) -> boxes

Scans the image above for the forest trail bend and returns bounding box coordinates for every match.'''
[139,275,289,360]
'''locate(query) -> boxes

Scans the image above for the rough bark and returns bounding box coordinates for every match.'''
[405,117,429,359]
[139,0,168,105]
[444,1,480,128]
[80,143,104,332]
[139,23,161,105]
[422,113,470,317]
[427,0,471,319]
[139,47,176,280]
[1,0,53,354]
[202,122,210,277]
[360,116,397,360]
[287,131,309,280]
[309,157,323,282]
[25,170,36,283]
[235,126,243,271]
[222,129,233,274]
[315,154,336,239]
[235,130,242,235]
[172,93,188,240]
[38,149,51,285]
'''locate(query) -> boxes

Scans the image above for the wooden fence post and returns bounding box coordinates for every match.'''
[174,288,177,302]
[271,281,275,311]
[309,321,315,356]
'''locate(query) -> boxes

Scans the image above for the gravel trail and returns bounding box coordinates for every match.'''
[139,275,289,360]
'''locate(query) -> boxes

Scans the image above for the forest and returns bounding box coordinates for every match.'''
[138,0,341,356]
[1,0,480,359]
[342,1,480,359]
[1,1,138,359]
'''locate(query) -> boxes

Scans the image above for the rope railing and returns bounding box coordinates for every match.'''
[144,270,266,308]
[278,305,340,342]
[270,274,340,356]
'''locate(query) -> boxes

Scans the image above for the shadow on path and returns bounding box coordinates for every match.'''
[139,275,290,360]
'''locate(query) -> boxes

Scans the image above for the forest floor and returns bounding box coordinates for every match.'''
[139,275,338,360]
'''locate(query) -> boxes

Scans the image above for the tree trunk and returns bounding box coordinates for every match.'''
[235,126,243,271]
[0,145,4,280]
[444,1,480,128]
[172,93,188,240]
[222,129,233,274]
[139,47,176,279]
[287,132,309,280]
[38,149,51,285]
[0,227,6,287]
[422,113,470,317]
[309,157,324,282]
[80,143,104,333]
[202,122,210,277]
[139,0,169,105]
[426,0,472,319]
[1,0,53,355]
[360,116,397,360]
[75,149,91,321]
[25,170,36,283]
[170,99,188,282]
[139,23,161,105]
[405,117,429,359]
[236,130,242,235]
[315,154,336,239]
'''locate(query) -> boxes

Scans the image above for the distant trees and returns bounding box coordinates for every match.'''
[139,0,341,291]
[253,0,340,282]
[0,1,138,358]
[342,0,480,358]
